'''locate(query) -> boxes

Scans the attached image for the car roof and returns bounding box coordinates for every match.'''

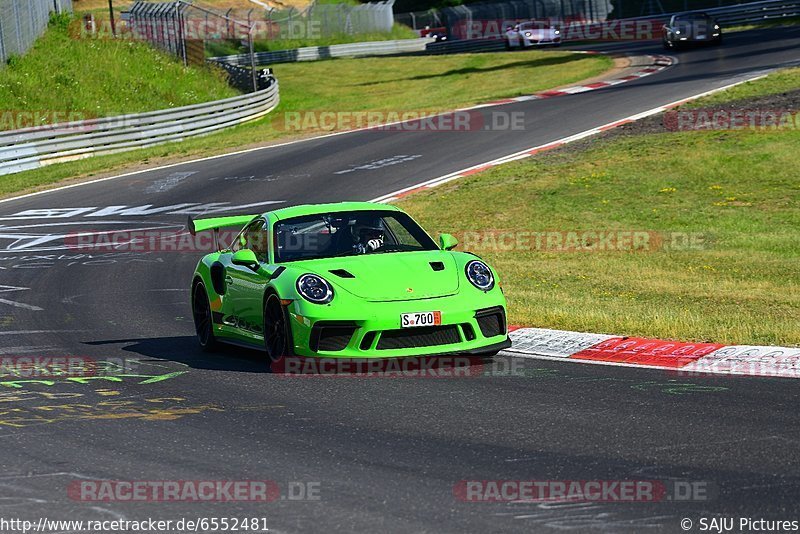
[266,201,402,221]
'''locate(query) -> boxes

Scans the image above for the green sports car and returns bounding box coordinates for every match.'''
[189,202,511,362]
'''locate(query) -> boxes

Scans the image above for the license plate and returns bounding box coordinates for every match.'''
[401,311,441,328]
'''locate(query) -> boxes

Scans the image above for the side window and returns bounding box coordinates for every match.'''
[383,216,417,247]
[232,220,269,262]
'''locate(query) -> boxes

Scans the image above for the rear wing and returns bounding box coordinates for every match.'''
[187,214,259,251]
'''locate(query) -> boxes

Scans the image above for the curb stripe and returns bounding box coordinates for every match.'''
[506,328,800,379]
[0,52,674,207]
[372,67,775,205]
[480,54,675,106]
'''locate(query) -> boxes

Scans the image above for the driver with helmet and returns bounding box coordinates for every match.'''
[350,216,385,254]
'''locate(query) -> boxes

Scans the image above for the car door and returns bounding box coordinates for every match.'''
[225,218,270,339]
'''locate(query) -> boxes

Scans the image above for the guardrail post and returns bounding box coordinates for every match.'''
[0,16,6,64]
[249,25,257,93]
[176,1,186,65]
[13,0,23,55]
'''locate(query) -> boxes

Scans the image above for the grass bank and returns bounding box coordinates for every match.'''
[0,15,238,127]
[0,48,611,198]
[399,68,800,346]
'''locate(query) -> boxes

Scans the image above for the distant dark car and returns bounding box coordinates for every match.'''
[662,12,722,49]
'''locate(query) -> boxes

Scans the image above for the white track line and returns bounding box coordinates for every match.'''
[0,53,671,207]
[371,69,774,203]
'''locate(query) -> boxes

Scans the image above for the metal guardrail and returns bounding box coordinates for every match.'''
[0,78,279,176]
[211,38,434,66]
[616,0,800,26]
[689,0,800,25]
[211,0,800,65]
[425,39,505,54]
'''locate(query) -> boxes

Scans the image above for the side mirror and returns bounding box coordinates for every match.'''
[232,249,259,269]
[439,233,458,251]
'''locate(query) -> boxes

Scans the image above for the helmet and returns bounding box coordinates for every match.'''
[351,216,385,243]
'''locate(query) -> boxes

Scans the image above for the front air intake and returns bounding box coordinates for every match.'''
[310,322,357,352]
[376,325,461,350]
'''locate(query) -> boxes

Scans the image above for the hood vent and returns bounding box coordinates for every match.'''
[329,269,355,279]
[429,261,445,271]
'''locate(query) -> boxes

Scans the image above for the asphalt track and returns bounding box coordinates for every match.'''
[0,28,799,533]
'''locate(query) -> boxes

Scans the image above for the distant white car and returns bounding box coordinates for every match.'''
[506,22,562,49]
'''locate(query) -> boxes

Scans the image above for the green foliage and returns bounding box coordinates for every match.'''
[400,70,800,345]
[0,14,238,128]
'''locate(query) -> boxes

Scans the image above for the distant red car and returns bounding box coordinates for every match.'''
[420,26,448,41]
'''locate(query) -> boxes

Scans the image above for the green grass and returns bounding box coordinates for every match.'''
[399,69,800,347]
[0,49,611,198]
[0,15,238,126]
[275,51,611,114]
[725,16,800,33]
[684,67,800,107]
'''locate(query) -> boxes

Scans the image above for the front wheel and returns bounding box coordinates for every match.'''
[192,282,218,352]
[264,294,292,363]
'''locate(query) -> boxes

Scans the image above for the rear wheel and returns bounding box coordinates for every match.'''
[192,282,218,352]
[264,294,292,363]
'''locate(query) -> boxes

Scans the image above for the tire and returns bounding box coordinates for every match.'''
[192,281,218,352]
[264,293,292,363]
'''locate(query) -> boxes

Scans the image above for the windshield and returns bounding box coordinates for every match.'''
[519,22,552,30]
[273,210,438,262]
[673,14,712,23]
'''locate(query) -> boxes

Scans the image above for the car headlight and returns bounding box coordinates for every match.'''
[674,29,681,34]
[465,260,495,291]
[524,32,532,37]
[554,29,560,35]
[714,24,720,30]
[296,274,333,304]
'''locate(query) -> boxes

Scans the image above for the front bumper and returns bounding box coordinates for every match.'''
[522,36,561,46]
[287,292,509,358]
